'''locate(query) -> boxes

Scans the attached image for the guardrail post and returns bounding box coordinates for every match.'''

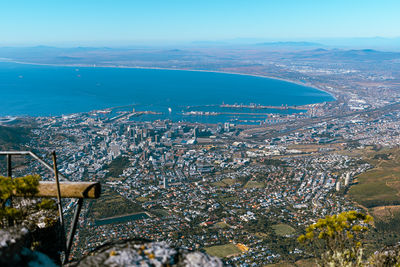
[6,154,12,177]
[1,151,101,265]
[64,198,83,264]
[6,154,13,226]
[52,151,67,263]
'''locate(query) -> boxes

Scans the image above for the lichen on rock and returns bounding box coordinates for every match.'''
[66,239,227,267]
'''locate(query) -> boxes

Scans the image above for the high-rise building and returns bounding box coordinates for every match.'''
[193,126,198,138]
[336,181,341,192]
[163,176,168,188]
[224,122,230,132]
[344,172,351,186]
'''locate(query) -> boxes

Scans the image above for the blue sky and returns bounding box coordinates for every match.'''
[1,0,399,45]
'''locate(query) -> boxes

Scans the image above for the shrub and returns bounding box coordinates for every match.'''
[37,199,57,210]
[0,175,44,227]
[298,211,373,266]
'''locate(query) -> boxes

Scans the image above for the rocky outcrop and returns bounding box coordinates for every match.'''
[0,225,57,267]
[66,238,227,267]
[1,197,224,267]
[0,203,62,267]
[1,226,227,267]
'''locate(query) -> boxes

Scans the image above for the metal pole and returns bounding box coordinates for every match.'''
[52,151,64,227]
[6,154,12,177]
[6,154,13,226]
[52,151,66,264]
[64,198,83,264]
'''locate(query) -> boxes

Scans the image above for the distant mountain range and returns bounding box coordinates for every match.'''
[315,37,400,50]
[255,41,323,47]
[0,44,399,66]
[189,37,400,50]
[288,48,400,61]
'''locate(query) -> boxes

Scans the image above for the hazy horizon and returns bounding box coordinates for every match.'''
[1,37,400,51]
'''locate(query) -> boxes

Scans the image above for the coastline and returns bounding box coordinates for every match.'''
[0,59,337,101]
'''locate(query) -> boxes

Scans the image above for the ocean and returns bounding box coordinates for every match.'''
[0,62,334,123]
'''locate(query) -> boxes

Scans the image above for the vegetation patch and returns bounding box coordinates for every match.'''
[150,209,169,217]
[215,221,230,228]
[136,196,149,202]
[255,232,269,238]
[347,150,400,253]
[349,181,400,208]
[204,243,241,258]
[212,181,227,187]
[371,205,400,222]
[348,148,400,208]
[221,178,237,186]
[272,224,296,236]
[104,156,130,178]
[387,181,400,192]
[212,178,239,187]
[0,126,32,150]
[87,186,143,219]
[349,148,400,208]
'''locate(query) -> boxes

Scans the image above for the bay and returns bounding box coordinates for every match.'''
[0,62,334,123]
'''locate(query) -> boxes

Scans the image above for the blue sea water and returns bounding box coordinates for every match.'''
[0,62,334,123]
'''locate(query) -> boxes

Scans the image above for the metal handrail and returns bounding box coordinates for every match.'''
[0,151,67,180]
[0,150,92,264]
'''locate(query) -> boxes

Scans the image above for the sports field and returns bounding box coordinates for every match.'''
[204,243,242,258]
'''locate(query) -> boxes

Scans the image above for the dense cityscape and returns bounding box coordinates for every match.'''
[0,39,400,266]
[1,5,400,265]
[3,80,400,265]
